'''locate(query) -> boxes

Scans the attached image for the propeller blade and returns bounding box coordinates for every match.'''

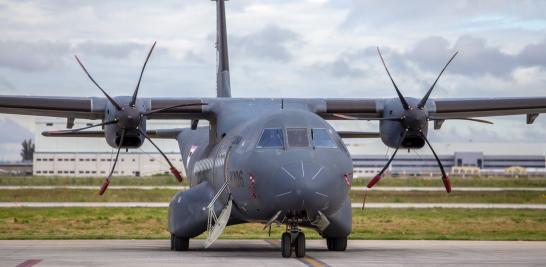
[99,129,126,195]
[367,146,399,188]
[130,41,157,107]
[368,129,408,188]
[143,102,207,116]
[74,55,122,111]
[42,120,117,136]
[377,47,410,110]
[136,128,183,182]
[417,51,459,109]
[419,131,451,193]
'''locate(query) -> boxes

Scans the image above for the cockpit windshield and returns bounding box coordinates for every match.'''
[311,128,337,148]
[287,128,309,147]
[257,128,284,148]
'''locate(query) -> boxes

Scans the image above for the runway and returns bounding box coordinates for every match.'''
[2,202,545,209]
[1,240,545,266]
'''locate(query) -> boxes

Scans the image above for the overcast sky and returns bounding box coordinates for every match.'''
[1,0,546,160]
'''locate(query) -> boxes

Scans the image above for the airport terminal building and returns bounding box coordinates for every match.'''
[353,152,546,177]
[32,118,546,177]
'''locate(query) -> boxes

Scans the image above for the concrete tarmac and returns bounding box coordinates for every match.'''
[1,240,545,267]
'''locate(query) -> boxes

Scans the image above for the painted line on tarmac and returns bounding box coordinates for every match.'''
[15,259,42,267]
[265,240,330,267]
[1,202,545,209]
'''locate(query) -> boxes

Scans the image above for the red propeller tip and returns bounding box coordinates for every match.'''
[442,175,451,193]
[367,175,382,188]
[170,167,183,183]
[98,179,110,195]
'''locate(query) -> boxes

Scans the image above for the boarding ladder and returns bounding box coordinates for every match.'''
[204,181,232,248]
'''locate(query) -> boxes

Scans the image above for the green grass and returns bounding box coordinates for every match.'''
[352,176,546,187]
[0,208,544,240]
[1,189,544,204]
[0,175,188,186]
[349,190,546,204]
[0,189,179,202]
[2,175,545,187]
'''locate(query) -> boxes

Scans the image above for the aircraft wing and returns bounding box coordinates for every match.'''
[429,97,546,121]
[0,95,209,120]
[320,97,546,123]
[0,96,105,119]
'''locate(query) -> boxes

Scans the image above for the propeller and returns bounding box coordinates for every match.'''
[367,47,458,193]
[72,42,204,194]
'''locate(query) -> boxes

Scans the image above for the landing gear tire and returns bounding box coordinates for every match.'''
[295,232,306,258]
[281,232,292,258]
[326,237,347,251]
[173,235,189,251]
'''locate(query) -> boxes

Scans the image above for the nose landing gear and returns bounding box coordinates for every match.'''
[281,222,306,258]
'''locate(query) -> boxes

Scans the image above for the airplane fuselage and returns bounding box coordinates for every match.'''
[169,102,354,240]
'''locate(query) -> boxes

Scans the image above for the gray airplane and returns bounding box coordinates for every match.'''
[1,0,546,258]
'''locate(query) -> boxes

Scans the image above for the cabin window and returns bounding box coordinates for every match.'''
[287,128,309,147]
[311,128,336,148]
[257,128,284,148]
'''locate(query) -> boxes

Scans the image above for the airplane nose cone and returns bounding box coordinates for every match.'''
[256,159,350,214]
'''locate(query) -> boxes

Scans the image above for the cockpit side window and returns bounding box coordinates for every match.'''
[287,128,309,147]
[311,128,337,148]
[257,128,284,148]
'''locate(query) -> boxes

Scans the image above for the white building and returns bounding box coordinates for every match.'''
[32,118,546,178]
[33,118,189,177]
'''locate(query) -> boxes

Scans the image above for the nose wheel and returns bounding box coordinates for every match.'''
[281,224,306,258]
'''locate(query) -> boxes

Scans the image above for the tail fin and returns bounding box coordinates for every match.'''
[214,0,231,98]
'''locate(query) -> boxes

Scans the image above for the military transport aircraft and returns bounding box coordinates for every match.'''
[1,0,546,258]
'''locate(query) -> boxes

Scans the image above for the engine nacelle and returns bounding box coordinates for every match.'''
[103,96,148,149]
[104,120,146,148]
[379,98,428,149]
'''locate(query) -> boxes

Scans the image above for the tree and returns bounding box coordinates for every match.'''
[20,139,34,161]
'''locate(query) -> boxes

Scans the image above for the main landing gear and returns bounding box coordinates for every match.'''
[326,236,347,251]
[171,234,189,251]
[281,223,306,258]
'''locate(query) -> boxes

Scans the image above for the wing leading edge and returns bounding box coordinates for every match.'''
[0,95,210,120]
[320,97,546,123]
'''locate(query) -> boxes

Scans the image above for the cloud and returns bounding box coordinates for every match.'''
[231,25,300,62]
[410,36,546,77]
[75,41,146,59]
[311,58,365,78]
[310,35,546,80]
[341,0,546,31]
[0,40,69,72]
[0,118,33,145]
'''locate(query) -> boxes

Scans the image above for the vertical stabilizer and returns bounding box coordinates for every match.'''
[213,0,231,97]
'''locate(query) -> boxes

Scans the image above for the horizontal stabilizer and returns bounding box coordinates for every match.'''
[337,131,380,138]
[42,128,185,139]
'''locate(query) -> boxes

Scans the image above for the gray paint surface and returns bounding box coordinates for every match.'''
[1,240,545,267]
